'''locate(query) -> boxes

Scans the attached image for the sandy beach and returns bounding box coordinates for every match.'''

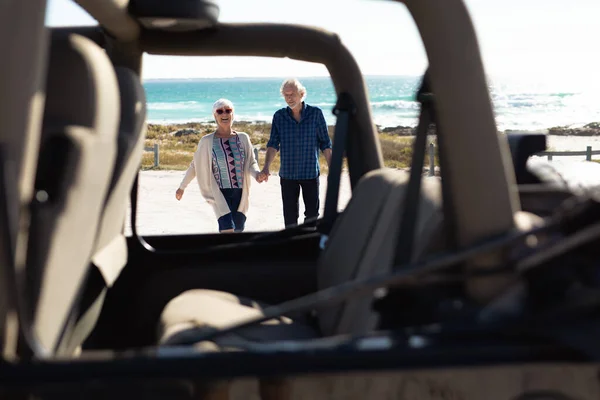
[126,172,353,236]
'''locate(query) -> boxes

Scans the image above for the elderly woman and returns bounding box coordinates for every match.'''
[175,99,264,233]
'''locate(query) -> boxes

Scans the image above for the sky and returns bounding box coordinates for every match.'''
[45,0,600,84]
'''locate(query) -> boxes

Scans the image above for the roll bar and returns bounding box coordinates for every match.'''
[73,0,140,41]
[402,0,519,246]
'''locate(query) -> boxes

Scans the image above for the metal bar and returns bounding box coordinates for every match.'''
[428,142,435,177]
[72,0,140,42]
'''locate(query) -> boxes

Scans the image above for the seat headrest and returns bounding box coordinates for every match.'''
[43,33,120,134]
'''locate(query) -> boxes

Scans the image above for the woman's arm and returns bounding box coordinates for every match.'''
[178,158,196,190]
[175,157,196,200]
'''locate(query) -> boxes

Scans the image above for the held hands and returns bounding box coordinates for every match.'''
[175,188,184,200]
[256,169,270,183]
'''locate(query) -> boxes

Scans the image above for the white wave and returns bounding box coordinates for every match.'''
[147,101,203,111]
[370,114,419,129]
[312,102,336,107]
[146,117,214,125]
[371,99,419,110]
[147,113,275,125]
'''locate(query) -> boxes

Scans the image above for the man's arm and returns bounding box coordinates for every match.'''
[316,109,333,167]
[322,148,332,167]
[262,115,281,178]
[263,147,278,173]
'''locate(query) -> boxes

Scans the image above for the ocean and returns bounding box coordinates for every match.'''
[143,76,600,131]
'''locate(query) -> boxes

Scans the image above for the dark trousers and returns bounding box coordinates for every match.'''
[280,177,320,227]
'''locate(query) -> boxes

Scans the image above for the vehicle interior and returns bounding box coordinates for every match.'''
[1,0,600,399]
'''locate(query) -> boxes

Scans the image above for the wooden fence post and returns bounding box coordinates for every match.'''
[428,142,435,177]
[586,146,592,161]
[254,146,259,162]
[154,143,159,167]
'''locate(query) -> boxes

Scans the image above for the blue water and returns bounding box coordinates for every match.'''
[144,76,600,131]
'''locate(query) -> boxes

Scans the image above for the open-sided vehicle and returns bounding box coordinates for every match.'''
[1,0,600,398]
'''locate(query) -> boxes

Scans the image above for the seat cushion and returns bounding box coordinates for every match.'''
[158,289,319,348]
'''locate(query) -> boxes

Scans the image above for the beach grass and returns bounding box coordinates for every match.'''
[142,121,437,172]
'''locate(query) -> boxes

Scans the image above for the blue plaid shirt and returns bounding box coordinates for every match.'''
[267,102,332,180]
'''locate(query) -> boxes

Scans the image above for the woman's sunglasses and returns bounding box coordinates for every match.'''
[216,108,233,115]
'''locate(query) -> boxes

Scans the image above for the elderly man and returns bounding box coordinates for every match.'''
[260,78,332,227]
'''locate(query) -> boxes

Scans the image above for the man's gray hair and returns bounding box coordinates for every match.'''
[280,78,307,100]
[212,98,234,114]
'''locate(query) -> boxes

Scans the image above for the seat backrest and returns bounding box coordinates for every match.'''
[0,0,48,358]
[55,67,147,355]
[91,67,147,286]
[24,33,120,355]
[316,169,443,337]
